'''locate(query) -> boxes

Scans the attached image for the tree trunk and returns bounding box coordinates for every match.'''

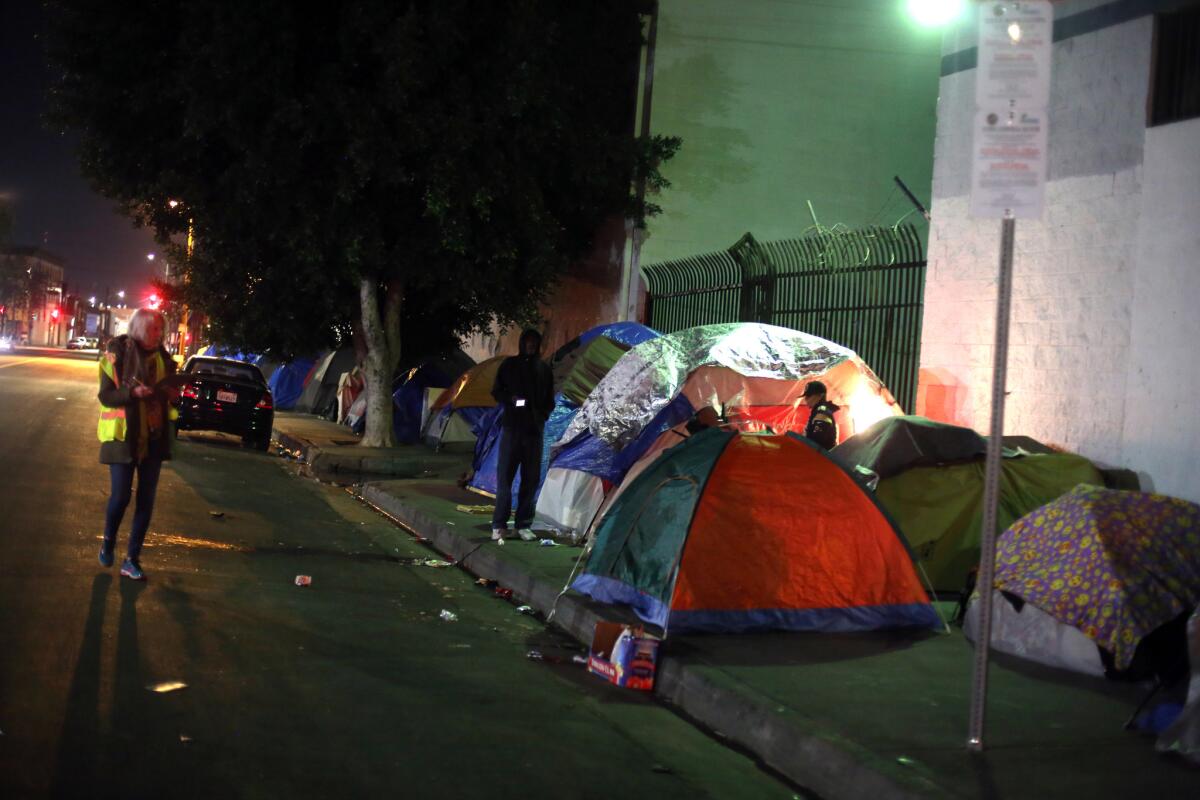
[358,276,403,447]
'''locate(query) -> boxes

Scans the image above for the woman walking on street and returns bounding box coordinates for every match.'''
[97,308,179,580]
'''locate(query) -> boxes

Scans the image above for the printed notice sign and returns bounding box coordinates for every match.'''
[969,108,1048,219]
[971,1,1053,219]
[976,1,1053,109]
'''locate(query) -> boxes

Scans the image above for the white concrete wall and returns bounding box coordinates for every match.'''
[1122,117,1200,499]
[919,12,1200,503]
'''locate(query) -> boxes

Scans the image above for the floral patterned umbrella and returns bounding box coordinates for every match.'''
[994,484,1200,670]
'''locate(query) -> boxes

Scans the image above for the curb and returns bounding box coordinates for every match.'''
[270,426,457,479]
[360,482,951,800]
[272,427,318,462]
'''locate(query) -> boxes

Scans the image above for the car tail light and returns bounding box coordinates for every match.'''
[182,385,200,399]
[256,393,273,410]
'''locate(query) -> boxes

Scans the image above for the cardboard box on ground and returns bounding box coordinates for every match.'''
[588,622,660,691]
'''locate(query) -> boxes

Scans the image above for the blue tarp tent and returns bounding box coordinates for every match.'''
[268,358,317,411]
[392,362,455,444]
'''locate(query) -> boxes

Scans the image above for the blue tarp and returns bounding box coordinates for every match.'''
[268,358,316,411]
[391,363,454,444]
[579,321,658,348]
[196,345,266,365]
[551,393,695,483]
[469,393,579,505]
[468,322,660,501]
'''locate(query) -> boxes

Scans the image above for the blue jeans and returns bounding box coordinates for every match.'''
[492,427,542,530]
[103,460,163,561]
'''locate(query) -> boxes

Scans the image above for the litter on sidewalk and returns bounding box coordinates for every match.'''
[294,575,312,586]
[146,681,188,693]
[439,609,458,622]
[455,504,493,515]
[395,557,454,568]
[526,650,588,666]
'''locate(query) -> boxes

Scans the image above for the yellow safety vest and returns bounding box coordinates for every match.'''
[97,349,179,442]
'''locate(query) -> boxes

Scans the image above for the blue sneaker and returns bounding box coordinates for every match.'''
[99,542,114,568]
[120,558,145,581]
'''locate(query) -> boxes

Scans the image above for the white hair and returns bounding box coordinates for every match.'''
[127,308,166,346]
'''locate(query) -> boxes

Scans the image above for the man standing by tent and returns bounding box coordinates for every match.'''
[801,380,840,450]
[491,329,554,544]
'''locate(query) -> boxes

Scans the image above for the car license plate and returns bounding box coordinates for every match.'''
[216,390,238,403]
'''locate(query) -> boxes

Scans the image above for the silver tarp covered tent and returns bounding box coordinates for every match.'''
[554,322,867,451]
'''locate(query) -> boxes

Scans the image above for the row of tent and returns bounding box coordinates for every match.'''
[426,322,904,535]
[196,344,474,442]
[420,323,1199,702]
[247,323,1192,654]
[206,323,1200,724]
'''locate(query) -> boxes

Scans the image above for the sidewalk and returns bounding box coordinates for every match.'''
[272,411,468,480]
[272,414,1200,799]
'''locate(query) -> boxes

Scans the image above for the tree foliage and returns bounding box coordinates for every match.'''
[46,0,678,358]
[47,0,679,444]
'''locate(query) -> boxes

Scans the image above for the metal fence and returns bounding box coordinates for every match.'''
[642,225,926,412]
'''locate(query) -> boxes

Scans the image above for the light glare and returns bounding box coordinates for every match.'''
[906,0,963,27]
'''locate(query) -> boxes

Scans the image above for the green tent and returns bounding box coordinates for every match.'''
[879,453,1102,593]
[830,415,988,480]
[558,336,632,407]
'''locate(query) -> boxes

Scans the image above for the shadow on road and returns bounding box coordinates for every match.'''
[51,573,112,794]
[50,576,152,797]
[111,579,147,748]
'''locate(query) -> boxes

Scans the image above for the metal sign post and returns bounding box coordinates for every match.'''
[965,0,1053,753]
[966,212,1015,751]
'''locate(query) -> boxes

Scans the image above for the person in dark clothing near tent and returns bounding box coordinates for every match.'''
[801,380,840,450]
[491,329,555,544]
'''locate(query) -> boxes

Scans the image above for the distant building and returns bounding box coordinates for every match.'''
[0,247,66,346]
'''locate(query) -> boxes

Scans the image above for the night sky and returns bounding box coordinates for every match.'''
[1,1,159,299]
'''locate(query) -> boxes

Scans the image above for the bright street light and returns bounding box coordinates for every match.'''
[117,290,125,299]
[906,0,963,27]
[147,253,155,261]
[89,296,96,306]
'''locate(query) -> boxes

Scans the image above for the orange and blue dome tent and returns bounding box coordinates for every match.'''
[572,428,941,634]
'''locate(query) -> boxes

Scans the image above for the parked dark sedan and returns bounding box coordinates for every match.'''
[176,356,274,450]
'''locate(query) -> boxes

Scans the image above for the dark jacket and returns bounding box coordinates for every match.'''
[803,400,840,451]
[98,335,178,464]
[491,353,554,433]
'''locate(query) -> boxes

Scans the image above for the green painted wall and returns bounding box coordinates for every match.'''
[644,0,943,264]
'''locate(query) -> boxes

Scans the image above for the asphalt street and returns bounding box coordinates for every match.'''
[0,352,796,799]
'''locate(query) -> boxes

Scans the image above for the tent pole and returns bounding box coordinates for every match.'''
[967,214,1016,752]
